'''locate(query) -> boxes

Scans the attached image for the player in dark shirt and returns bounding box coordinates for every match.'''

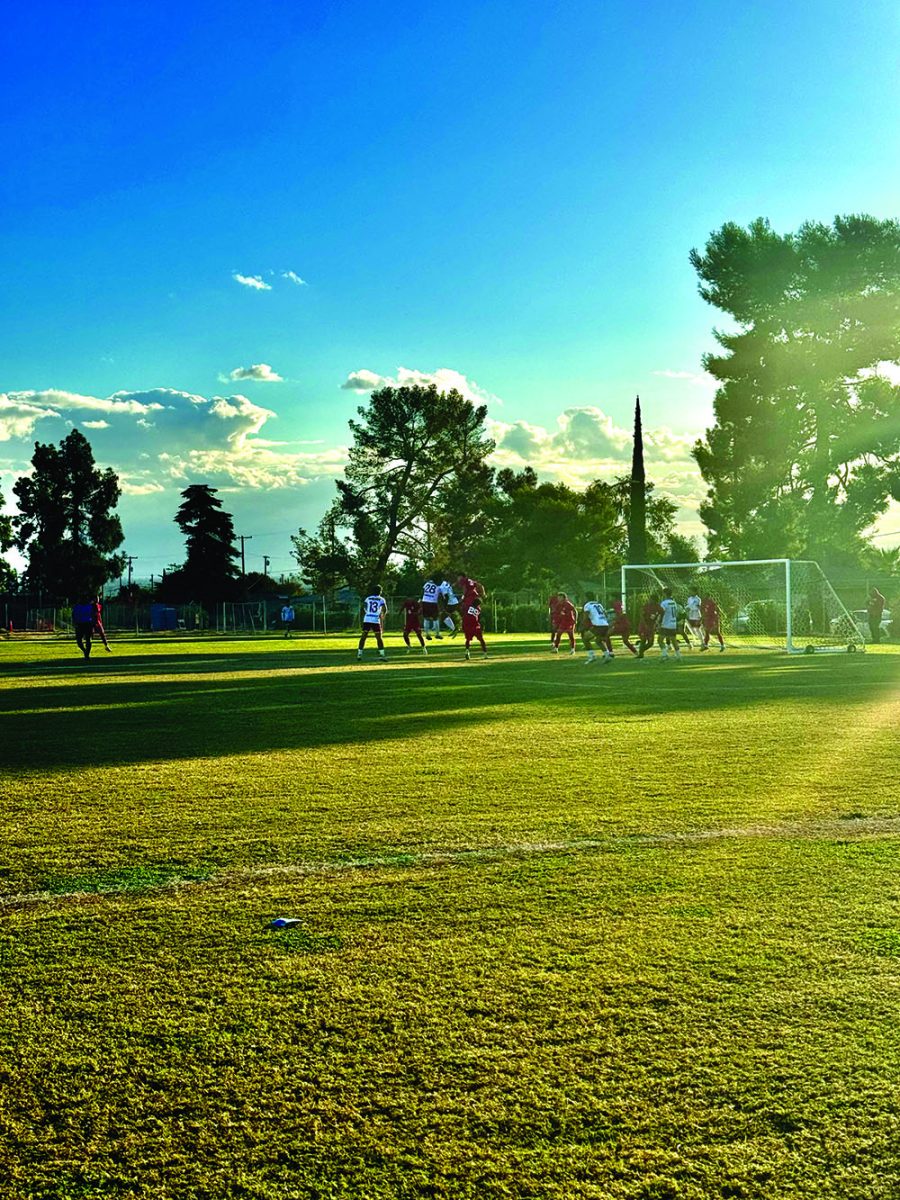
[401,598,427,654]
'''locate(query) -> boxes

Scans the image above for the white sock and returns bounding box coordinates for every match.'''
[444,617,454,630]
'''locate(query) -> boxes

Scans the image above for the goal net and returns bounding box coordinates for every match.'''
[620,559,864,653]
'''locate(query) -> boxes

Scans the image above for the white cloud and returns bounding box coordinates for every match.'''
[232,273,271,291]
[653,369,717,388]
[224,363,283,383]
[282,271,307,286]
[340,365,503,407]
[82,419,110,429]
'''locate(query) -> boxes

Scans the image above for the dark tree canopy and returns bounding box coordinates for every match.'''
[12,429,124,600]
[691,215,900,564]
[297,384,495,590]
[0,478,14,590]
[171,484,240,609]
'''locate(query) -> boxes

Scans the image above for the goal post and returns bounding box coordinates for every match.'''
[620,558,864,653]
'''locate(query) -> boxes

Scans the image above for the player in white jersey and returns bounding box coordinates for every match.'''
[582,593,613,665]
[437,579,460,635]
[658,589,682,660]
[685,593,702,646]
[421,577,440,640]
[357,586,387,661]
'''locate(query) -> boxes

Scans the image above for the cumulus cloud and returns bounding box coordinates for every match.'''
[224,363,283,383]
[282,271,307,286]
[340,366,503,407]
[0,387,347,494]
[233,273,271,291]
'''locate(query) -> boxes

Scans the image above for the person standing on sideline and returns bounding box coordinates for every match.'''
[357,587,387,661]
[72,599,95,660]
[91,595,112,652]
[867,587,886,644]
[280,601,295,638]
[658,589,682,660]
[401,597,427,654]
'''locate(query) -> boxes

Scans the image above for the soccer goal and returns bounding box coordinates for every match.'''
[620,559,864,653]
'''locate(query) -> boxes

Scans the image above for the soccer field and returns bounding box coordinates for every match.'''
[2,635,899,1199]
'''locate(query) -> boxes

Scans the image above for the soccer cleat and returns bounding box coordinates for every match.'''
[553,646,559,654]
[105,646,113,652]
[719,645,726,652]
[425,634,432,641]
[482,651,488,659]
[450,629,458,638]
[378,652,386,661]
[435,634,443,640]
[660,651,669,660]
[585,653,596,665]
[699,645,709,652]
[422,647,428,655]
[568,648,576,656]
[406,648,412,655]
[357,651,363,660]
[465,648,470,660]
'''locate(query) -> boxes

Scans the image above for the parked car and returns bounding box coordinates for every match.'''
[830,609,892,640]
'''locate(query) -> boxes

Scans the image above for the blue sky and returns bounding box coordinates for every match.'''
[2,0,899,579]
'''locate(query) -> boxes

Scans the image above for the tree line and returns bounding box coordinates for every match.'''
[2,214,899,605]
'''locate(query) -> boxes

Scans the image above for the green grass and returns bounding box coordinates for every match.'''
[1,634,899,1198]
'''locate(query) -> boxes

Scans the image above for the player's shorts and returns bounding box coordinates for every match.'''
[462,615,482,637]
[589,623,610,639]
[660,625,678,638]
[638,624,655,640]
[611,617,631,636]
[556,620,575,632]
[361,621,382,633]
[403,618,421,633]
[421,601,438,618]
[704,621,720,634]
[688,618,701,629]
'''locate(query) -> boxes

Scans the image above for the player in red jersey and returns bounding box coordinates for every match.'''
[400,598,427,655]
[548,593,560,645]
[637,593,662,658]
[456,575,485,608]
[700,594,725,652]
[552,593,577,654]
[610,599,638,655]
[462,595,488,659]
[91,595,112,652]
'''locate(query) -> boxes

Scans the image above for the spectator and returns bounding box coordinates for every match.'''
[867,587,886,644]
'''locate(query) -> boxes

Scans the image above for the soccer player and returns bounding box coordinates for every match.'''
[401,597,427,654]
[552,593,577,654]
[457,574,486,607]
[72,599,94,660]
[637,593,661,658]
[700,594,725,652]
[91,595,112,652]
[610,599,638,655]
[357,586,387,661]
[437,579,460,636]
[658,589,682,659]
[280,601,295,638]
[462,594,488,659]
[548,593,560,646]
[582,593,613,664]
[421,576,440,639]
[685,591,702,646]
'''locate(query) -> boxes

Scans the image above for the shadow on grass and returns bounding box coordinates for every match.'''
[0,643,894,773]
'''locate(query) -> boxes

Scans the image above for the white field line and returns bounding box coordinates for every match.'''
[3,816,900,912]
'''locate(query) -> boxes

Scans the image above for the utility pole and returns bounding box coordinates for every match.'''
[238,535,252,577]
[126,555,138,589]
[262,554,270,578]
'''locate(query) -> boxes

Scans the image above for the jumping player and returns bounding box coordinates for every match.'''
[658,589,682,659]
[582,593,613,664]
[637,593,662,658]
[421,576,440,640]
[357,587,387,661]
[438,579,460,636]
[401,597,427,654]
[552,593,577,654]
[610,599,638,655]
[462,594,488,659]
[700,594,726,652]
[457,575,486,608]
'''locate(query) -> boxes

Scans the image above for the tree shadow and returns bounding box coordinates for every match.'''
[0,643,894,773]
